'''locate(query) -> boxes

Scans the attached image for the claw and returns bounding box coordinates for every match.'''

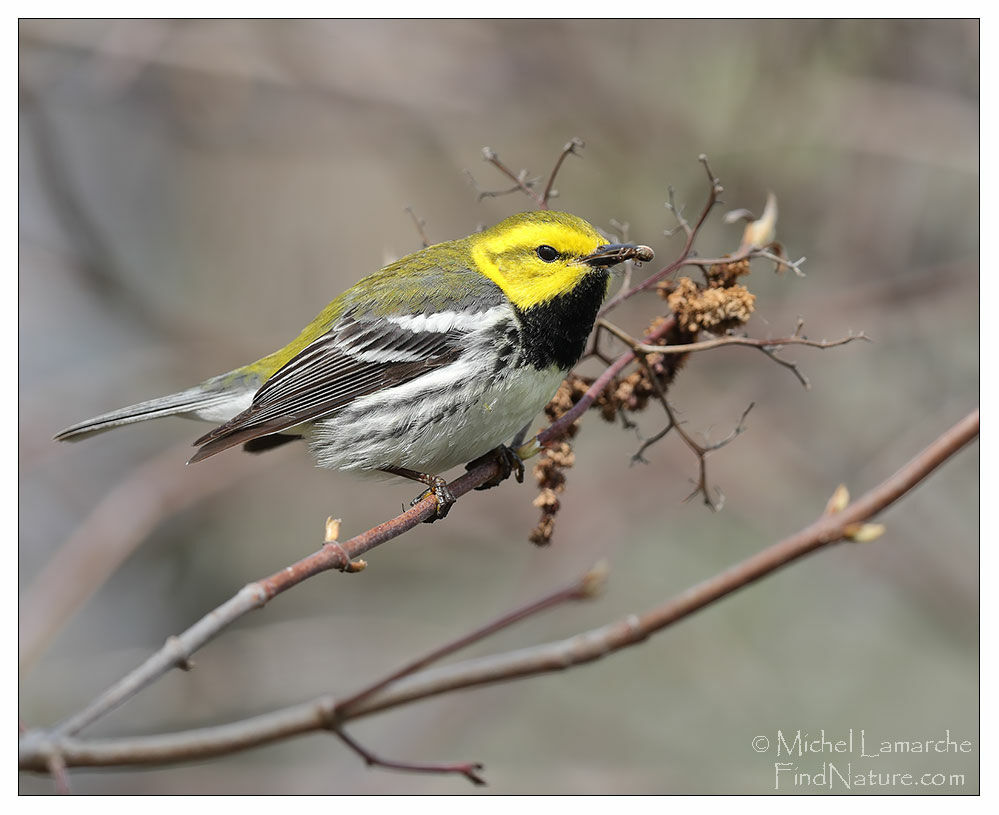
[382,466,457,522]
[468,444,525,491]
[410,475,457,523]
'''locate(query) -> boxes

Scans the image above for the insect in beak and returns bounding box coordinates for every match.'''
[581,243,655,267]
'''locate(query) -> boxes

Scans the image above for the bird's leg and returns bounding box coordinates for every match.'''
[381,466,456,522]
[466,444,526,491]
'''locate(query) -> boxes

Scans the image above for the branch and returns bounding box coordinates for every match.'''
[46,456,508,739]
[327,562,605,786]
[20,409,978,775]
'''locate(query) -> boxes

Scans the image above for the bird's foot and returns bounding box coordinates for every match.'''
[382,466,456,522]
[411,475,456,522]
[467,444,526,491]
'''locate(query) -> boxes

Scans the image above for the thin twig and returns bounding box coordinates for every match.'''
[404,206,430,248]
[626,334,753,508]
[633,401,755,511]
[648,331,869,390]
[629,328,871,356]
[46,753,71,795]
[466,140,585,210]
[336,563,606,714]
[664,185,692,239]
[479,147,544,207]
[463,169,535,202]
[333,727,486,786]
[677,402,755,509]
[539,137,584,208]
[600,154,722,316]
[582,320,624,365]
[597,318,869,391]
[754,248,806,277]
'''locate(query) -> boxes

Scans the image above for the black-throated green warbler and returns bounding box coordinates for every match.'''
[55,211,653,517]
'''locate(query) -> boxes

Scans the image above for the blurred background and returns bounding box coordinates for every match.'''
[19,20,978,794]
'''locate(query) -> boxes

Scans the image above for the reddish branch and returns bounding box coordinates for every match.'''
[47,457,509,739]
[19,409,978,776]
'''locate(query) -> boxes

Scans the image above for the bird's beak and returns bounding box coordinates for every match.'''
[581,243,655,267]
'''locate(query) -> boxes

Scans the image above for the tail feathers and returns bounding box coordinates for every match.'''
[54,385,247,442]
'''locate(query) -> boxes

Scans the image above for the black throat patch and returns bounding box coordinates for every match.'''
[513,270,610,370]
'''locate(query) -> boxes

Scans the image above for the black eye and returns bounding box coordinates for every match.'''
[536,245,559,262]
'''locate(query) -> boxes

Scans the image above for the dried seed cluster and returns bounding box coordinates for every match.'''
[527,379,587,546]
[663,277,756,335]
[528,440,575,546]
[659,259,756,336]
[707,257,751,287]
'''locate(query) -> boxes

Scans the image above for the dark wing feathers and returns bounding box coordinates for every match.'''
[189,316,465,463]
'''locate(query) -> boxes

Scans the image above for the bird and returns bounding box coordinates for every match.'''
[55,210,653,518]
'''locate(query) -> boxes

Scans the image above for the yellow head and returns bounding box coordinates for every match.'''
[469,211,618,310]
